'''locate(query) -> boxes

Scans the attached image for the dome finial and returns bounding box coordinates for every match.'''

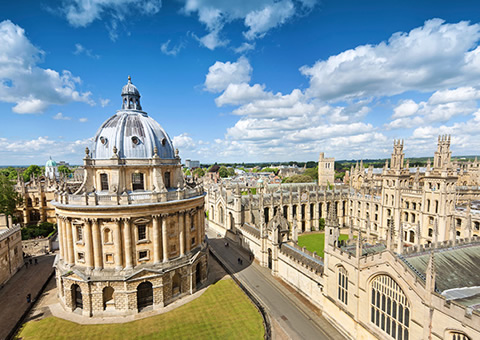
[128,75,131,83]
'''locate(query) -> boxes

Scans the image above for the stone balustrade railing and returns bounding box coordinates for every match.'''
[54,186,204,206]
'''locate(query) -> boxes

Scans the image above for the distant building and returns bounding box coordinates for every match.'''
[0,214,23,287]
[45,158,59,180]
[318,152,335,186]
[185,159,200,169]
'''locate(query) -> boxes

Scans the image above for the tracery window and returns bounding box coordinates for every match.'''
[338,266,348,305]
[450,332,471,340]
[371,275,410,340]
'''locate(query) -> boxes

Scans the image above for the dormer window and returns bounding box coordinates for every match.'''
[161,138,166,146]
[100,136,108,145]
[132,136,140,145]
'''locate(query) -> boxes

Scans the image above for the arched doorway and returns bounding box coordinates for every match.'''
[103,286,114,310]
[267,248,272,269]
[137,282,153,311]
[172,273,181,297]
[71,284,83,310]
[196,263,202,288]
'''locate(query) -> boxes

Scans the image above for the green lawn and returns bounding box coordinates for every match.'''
[17,279,264,340]
[297,233,350,258]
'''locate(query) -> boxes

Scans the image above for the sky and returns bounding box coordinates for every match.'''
[3,0,480,165]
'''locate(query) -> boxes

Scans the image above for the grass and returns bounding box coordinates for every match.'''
[297,232,350,258]
[17,279,264,340]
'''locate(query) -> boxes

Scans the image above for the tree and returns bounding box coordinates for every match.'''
[193,168,205,178]
[218,166,229,178]
[227,167,236,177]
[58,165,72,176]
[304,167,318,181]
[0,174,22,216]
[184,168,191,176]
[0,167,18,180]
[22,165,42,182]
[283,174,315,183]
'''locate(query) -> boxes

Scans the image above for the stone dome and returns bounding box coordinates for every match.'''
[93,78,175,159]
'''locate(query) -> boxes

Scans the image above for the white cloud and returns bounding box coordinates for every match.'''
[73,43,99,59]
[160,39,186,56]
[215,83,268,106]
[233,42,255,54]
[100,98,110,107]
[173,133,194,149]
[204,57,252,92]
[79,117,88,123]
[0,20,93,114]
[301,19,480,101]
[182,0,319,49]
[60,0,161,40]
[392,100,419,119]
[53,112,72,120]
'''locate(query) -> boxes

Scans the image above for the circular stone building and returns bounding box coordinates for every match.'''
[53,77,207,317]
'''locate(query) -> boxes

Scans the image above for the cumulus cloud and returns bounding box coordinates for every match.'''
[0,20,93,114]
[301,19,480,101]
[204,57,252,93]
[182,0,319,49]
[60,0,161,40]
[53,112,72,120]
[0,136,92,165]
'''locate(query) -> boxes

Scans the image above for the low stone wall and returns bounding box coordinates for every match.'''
[22,232,57,256]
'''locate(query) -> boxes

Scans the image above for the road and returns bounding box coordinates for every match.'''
[206,228,346,340]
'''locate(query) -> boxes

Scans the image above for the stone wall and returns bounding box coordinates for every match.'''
[22,232,56,256]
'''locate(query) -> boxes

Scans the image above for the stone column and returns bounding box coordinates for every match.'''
[56,215,64,260]
[185,212,191,252]
[65,218,74,266]
[84,219,94,270]
[162,214,169,262]
[123,218,133,269]
[114,219,123,270]
[198,208,203,244]
[185,212,191,247]
[92,219,103,270]
[179,212,185,256]
[153,215,161,264]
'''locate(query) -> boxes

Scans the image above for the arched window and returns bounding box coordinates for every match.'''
[27,197,32,207]
[371,275,410,339]
[449,332,471,340]
[100,173,109,191]
[132,173,145,191]
[164,171,171,188]
[338,266,348,305]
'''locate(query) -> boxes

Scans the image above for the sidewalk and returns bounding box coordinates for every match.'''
[0,254,55,340]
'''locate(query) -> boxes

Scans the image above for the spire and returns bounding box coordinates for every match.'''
[426,251,436,295]
[397,222,404,254]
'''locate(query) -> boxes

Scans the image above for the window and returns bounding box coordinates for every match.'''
[429,217,434,225]
[191,237,196,246]
[100,173,109,191]
[435,200,439,214]
[428,228,433,237]
[138,250,148,260]
[427,199,431,212]
[164,171,171,188]
[338,266,348,305]
[76,226,83,242]
[475,222,480,231]
[449,332,471,340]
[103,228,112,244]
[137,224,147,241]
[456,219,462,228]
[27,198,32,207]
[105,254,114,263]
[412,203,416,210]
[77,252,85,262]
[132,173,145,191]
[371,275,410,340]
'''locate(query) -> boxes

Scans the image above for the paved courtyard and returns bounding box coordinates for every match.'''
[0,254,55,340]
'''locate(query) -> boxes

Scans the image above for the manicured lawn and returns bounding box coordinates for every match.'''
[298,232,350,258]
[17,279,264,340]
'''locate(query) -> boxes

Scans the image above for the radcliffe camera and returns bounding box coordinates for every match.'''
[1,2,480,340]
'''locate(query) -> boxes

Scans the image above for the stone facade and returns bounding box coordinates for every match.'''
[0,214,23,287]
[207,135,480,340]
[53,78,208,317]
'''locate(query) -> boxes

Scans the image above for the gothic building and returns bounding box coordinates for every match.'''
[53,77,207,317]
[206,136,480,339]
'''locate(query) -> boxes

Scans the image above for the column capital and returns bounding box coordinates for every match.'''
[161,213,169,218]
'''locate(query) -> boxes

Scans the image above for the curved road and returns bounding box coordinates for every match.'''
[206,229,346,340]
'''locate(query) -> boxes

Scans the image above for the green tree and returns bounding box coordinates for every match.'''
[184,169,191,176]
[227,167,236,177]
[58,165,73,176]
[304,167,318,181]
[23,165,42,182]
[0,175,22,216]
[219,166,229,178]
[284,174,315,183]
[193,168,205,178]
[318,218,325,231]
[0,167,18,180]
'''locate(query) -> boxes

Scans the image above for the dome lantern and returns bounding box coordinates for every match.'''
[121,76,142,111]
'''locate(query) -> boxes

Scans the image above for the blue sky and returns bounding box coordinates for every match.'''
[2,0,480,165]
